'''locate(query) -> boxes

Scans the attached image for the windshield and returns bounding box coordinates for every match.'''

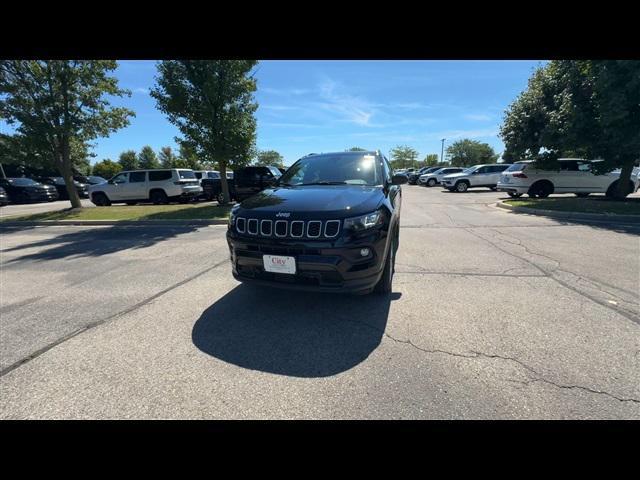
[178,170,196,179]
[278,153,382,186]
[88,176,107,184]
[8,178,39,186]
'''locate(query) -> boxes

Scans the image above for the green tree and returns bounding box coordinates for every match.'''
[92,158,121,179]
[446,139,498,167]
[138,145,159,169]
[255,149,284,167]
[423,153,439,166]
[118,150,138,170]
[501,60,640,199]
[389,145,419,170]
[151,60,258,204]
[176,140,203,170]
[158,146,177,167]
[0,61,133,208]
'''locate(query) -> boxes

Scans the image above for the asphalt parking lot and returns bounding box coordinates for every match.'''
[1,185,639,419]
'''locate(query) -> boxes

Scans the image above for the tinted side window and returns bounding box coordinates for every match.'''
[476,166,489,174]
[149,170,172,181]
[560,161,579,171]
[129,171,146,183]
[194,172,203,179]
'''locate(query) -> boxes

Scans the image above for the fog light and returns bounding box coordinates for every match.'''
[360,248,370,257]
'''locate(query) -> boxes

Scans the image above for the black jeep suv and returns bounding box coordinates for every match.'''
[226,151,407,294]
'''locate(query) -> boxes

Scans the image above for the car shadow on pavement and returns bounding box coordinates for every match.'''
[192,284,401,378]
[1,225,201,263]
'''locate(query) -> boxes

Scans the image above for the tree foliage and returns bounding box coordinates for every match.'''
[0,60,133,207]
[389,145,419,170]
[423,153,439,166]
[138,145,159,169]
[500,60,640,198]
[158,146,177,167]
[151,60,259,204]
[446,139,498,167]
[255,149,284,167]
[118,150,138,170]
[92,158,121,179]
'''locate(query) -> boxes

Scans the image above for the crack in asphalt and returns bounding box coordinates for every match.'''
[336,315,640,405]
[0,258,230,378]
[464,228,640,325]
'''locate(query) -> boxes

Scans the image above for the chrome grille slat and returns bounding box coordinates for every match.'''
[236,218,341,239]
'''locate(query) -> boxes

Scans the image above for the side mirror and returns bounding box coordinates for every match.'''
[392,174,408,185]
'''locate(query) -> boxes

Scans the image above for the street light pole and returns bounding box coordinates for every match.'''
[441,138,445,165]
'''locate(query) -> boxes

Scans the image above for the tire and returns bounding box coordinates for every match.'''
[455,181,469,192]
[606,180,634,199]
[507,192,523,198]
[150,190,168,205]
[92,192,111,206]
[374,230,397,294]
[575,193,590,198]
[216,192,226,204]
[528,181,553,198]
[427,178,437,187]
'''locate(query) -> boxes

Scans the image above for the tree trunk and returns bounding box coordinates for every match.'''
[614,159,634,200]
[60,138,82,209]
[219,161,230,205]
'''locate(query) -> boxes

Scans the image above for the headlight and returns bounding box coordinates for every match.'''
[229,205,240,226]
[344,210,384,232]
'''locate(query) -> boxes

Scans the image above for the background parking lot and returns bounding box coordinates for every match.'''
[1,186,639,419]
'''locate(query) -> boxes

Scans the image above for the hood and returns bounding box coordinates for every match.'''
[442,172,467,179]
[238,185,383,218]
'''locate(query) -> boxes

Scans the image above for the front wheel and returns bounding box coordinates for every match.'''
[455,181,469,192]
[427,179,436,187]
[92,192,111,206]
[374,233,396,294]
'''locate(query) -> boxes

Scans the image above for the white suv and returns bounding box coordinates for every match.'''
[419,167,465,186]
[89,169,202,206]
[441,164,512,192]
[496,159,639,198]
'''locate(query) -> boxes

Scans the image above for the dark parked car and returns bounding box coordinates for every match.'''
[227,150,407,294]
[201,171,236,202]
[39,177,89,199]
[83,176,108,185]
[202,166,281,203]
[233,166,282,201]
[0,186,9,206]
[0,178,59,203]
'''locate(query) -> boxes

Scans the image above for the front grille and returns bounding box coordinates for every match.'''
[236,217,341,239]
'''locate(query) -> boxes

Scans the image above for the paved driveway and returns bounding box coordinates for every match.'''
[0,186,638,419]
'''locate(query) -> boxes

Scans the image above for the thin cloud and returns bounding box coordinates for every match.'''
[316,78,376,126]
[464,113,492,121]
[133,87,150,95]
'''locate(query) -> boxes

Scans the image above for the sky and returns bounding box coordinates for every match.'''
[2,60,545,167]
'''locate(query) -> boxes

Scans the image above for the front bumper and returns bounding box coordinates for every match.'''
[24,190,59,202]
[227,228,388,294]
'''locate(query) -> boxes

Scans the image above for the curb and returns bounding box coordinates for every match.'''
[495,201,640,223]
[0,219,229,227]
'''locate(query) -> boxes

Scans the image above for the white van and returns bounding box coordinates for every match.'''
[89,169,202,206]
